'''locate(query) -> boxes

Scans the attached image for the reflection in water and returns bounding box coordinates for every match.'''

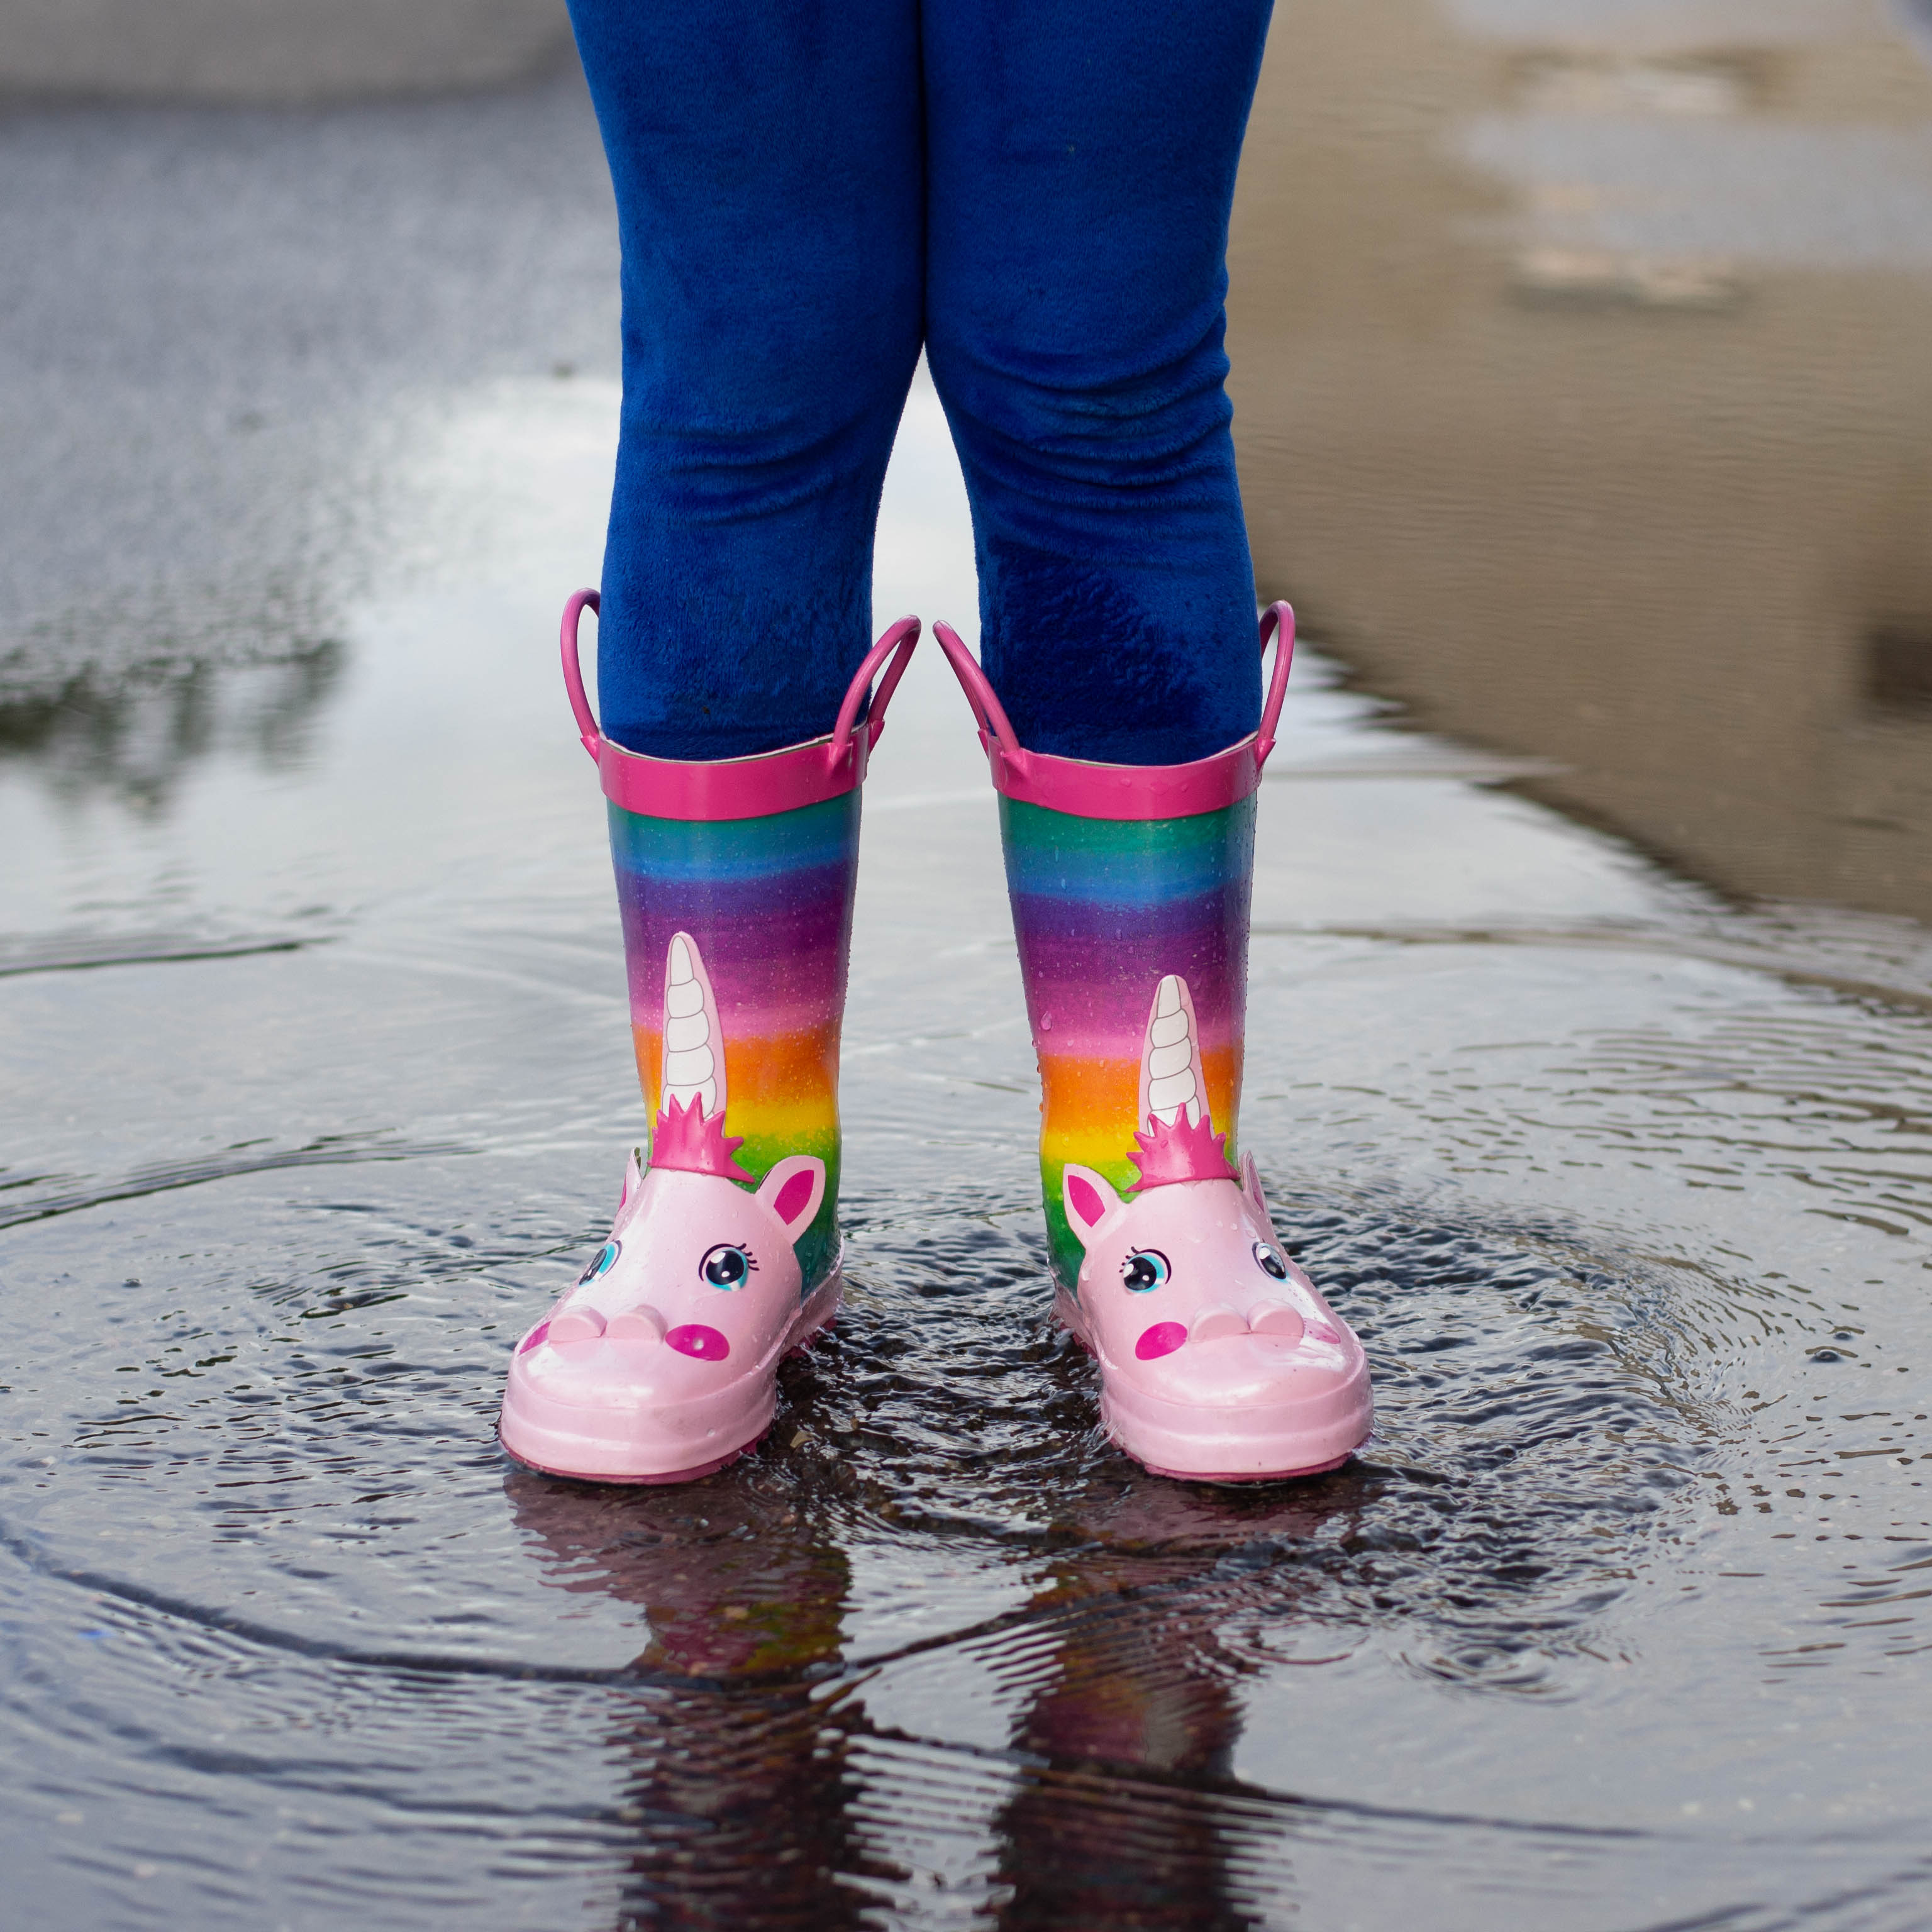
[0,69,616,807]
[501,1363,1363,1932]
[991,1555,1282,1932]
[0,641,346,811]
[1228,0,1932,919]
[508,1420,1364,1929]
[508,1469,870,1932]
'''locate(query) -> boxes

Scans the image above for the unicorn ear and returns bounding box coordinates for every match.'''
[1062,1165,1124,1249]
[1241,1151,1269,1222]
[662,931,724,1119]
[757,1155,826,1240]
[617,1146,645,1224]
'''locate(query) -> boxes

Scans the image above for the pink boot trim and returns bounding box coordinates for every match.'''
[933,603,1292,819]
[562,590,921,821]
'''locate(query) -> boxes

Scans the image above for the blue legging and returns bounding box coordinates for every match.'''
[567,0,1274,766]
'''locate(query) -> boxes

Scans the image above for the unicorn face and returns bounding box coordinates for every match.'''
[1062,1153,1348,1369]
[501,926,841,1482]
[525,1153,824,1362]
[525,1146,826,1366]
[1057,972,1362,1409]
[510,928,826,1375]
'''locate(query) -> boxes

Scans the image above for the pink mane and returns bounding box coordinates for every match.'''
[650,1095,752,1184]
[1126,1110,1238,1193]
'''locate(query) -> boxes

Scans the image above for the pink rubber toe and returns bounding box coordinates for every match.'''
[1058,1163,1372,1484]
[499,1148,836,1484]
[1052,973,1374,1484]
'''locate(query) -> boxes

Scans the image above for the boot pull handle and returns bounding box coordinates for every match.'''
[935,604,1296,774]
[563,591,921,775]
[828,616,921,773]
[562,587,603,763]
[1257,601,1295,772]
[932,621,1021,760]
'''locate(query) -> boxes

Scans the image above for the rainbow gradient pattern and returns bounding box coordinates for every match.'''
[1000,793,1257,1291]
[609,789,860,1294]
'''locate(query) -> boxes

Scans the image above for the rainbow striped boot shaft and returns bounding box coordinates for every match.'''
[611,786,857,1295]
[499,596,919,1484]
[1002,791,1256,1292]
[938,610,1374,1482]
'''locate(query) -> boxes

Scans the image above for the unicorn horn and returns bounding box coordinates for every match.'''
[1140,974,1207,1130]
[662,931,724,1119]
[1126,974,1236,1193]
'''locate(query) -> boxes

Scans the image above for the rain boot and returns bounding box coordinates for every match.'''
[936,606,1372,1482]
[499,592,919,1482]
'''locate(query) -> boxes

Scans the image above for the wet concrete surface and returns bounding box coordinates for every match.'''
[0,69,615,785]
[0,0,574,104]
[1228,0,1932,921]
[4,33,1932,1932]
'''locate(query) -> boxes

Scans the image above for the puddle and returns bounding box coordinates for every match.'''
[3,38,1932,1932]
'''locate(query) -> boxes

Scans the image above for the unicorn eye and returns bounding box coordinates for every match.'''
[1122,1250,1170,1292]
[579,1240,620,1284]
[1253,1241,1289,1280]
[700,1244,754,1289]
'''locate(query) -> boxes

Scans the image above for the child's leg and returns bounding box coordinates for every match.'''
[924,0,1276,1255]
[922,0,1274,768]
[566,0,924,760]
[502,6,923,1484]
[926,1,1372,1480]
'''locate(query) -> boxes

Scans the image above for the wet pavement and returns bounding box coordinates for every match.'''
[1228,0,1932,920]
[4,40,1932,1932]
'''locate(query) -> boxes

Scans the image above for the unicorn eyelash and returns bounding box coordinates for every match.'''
[699,1242,759,1289]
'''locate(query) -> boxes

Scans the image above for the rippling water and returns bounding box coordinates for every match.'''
[5,47,1932,1932]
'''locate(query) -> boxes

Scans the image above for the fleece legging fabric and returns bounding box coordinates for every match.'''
[566,0,1275,767]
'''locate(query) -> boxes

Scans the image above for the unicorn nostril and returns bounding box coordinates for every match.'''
[1250,1301,1306,1343]
[549,1306,607,1343]
[1191,1305,1247,1342]
[604,1306,667,1344]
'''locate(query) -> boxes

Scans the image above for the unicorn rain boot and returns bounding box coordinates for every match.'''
[937,607,1372,1482]
[499,594,919,1482]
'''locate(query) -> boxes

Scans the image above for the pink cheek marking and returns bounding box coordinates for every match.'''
[666,1324,731,1362]
[519,1321,550,1355]
[1135,1321,1189,1361]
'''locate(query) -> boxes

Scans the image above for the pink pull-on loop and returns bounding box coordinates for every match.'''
[933,621,1023,757]
[561,587,602,763]
[1255,601,1296,772]
[828,616,921,773]
[933,614,1284,821]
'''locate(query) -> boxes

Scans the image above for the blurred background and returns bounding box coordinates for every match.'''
[1229,0,1932,920]
[4,0,1931,916]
